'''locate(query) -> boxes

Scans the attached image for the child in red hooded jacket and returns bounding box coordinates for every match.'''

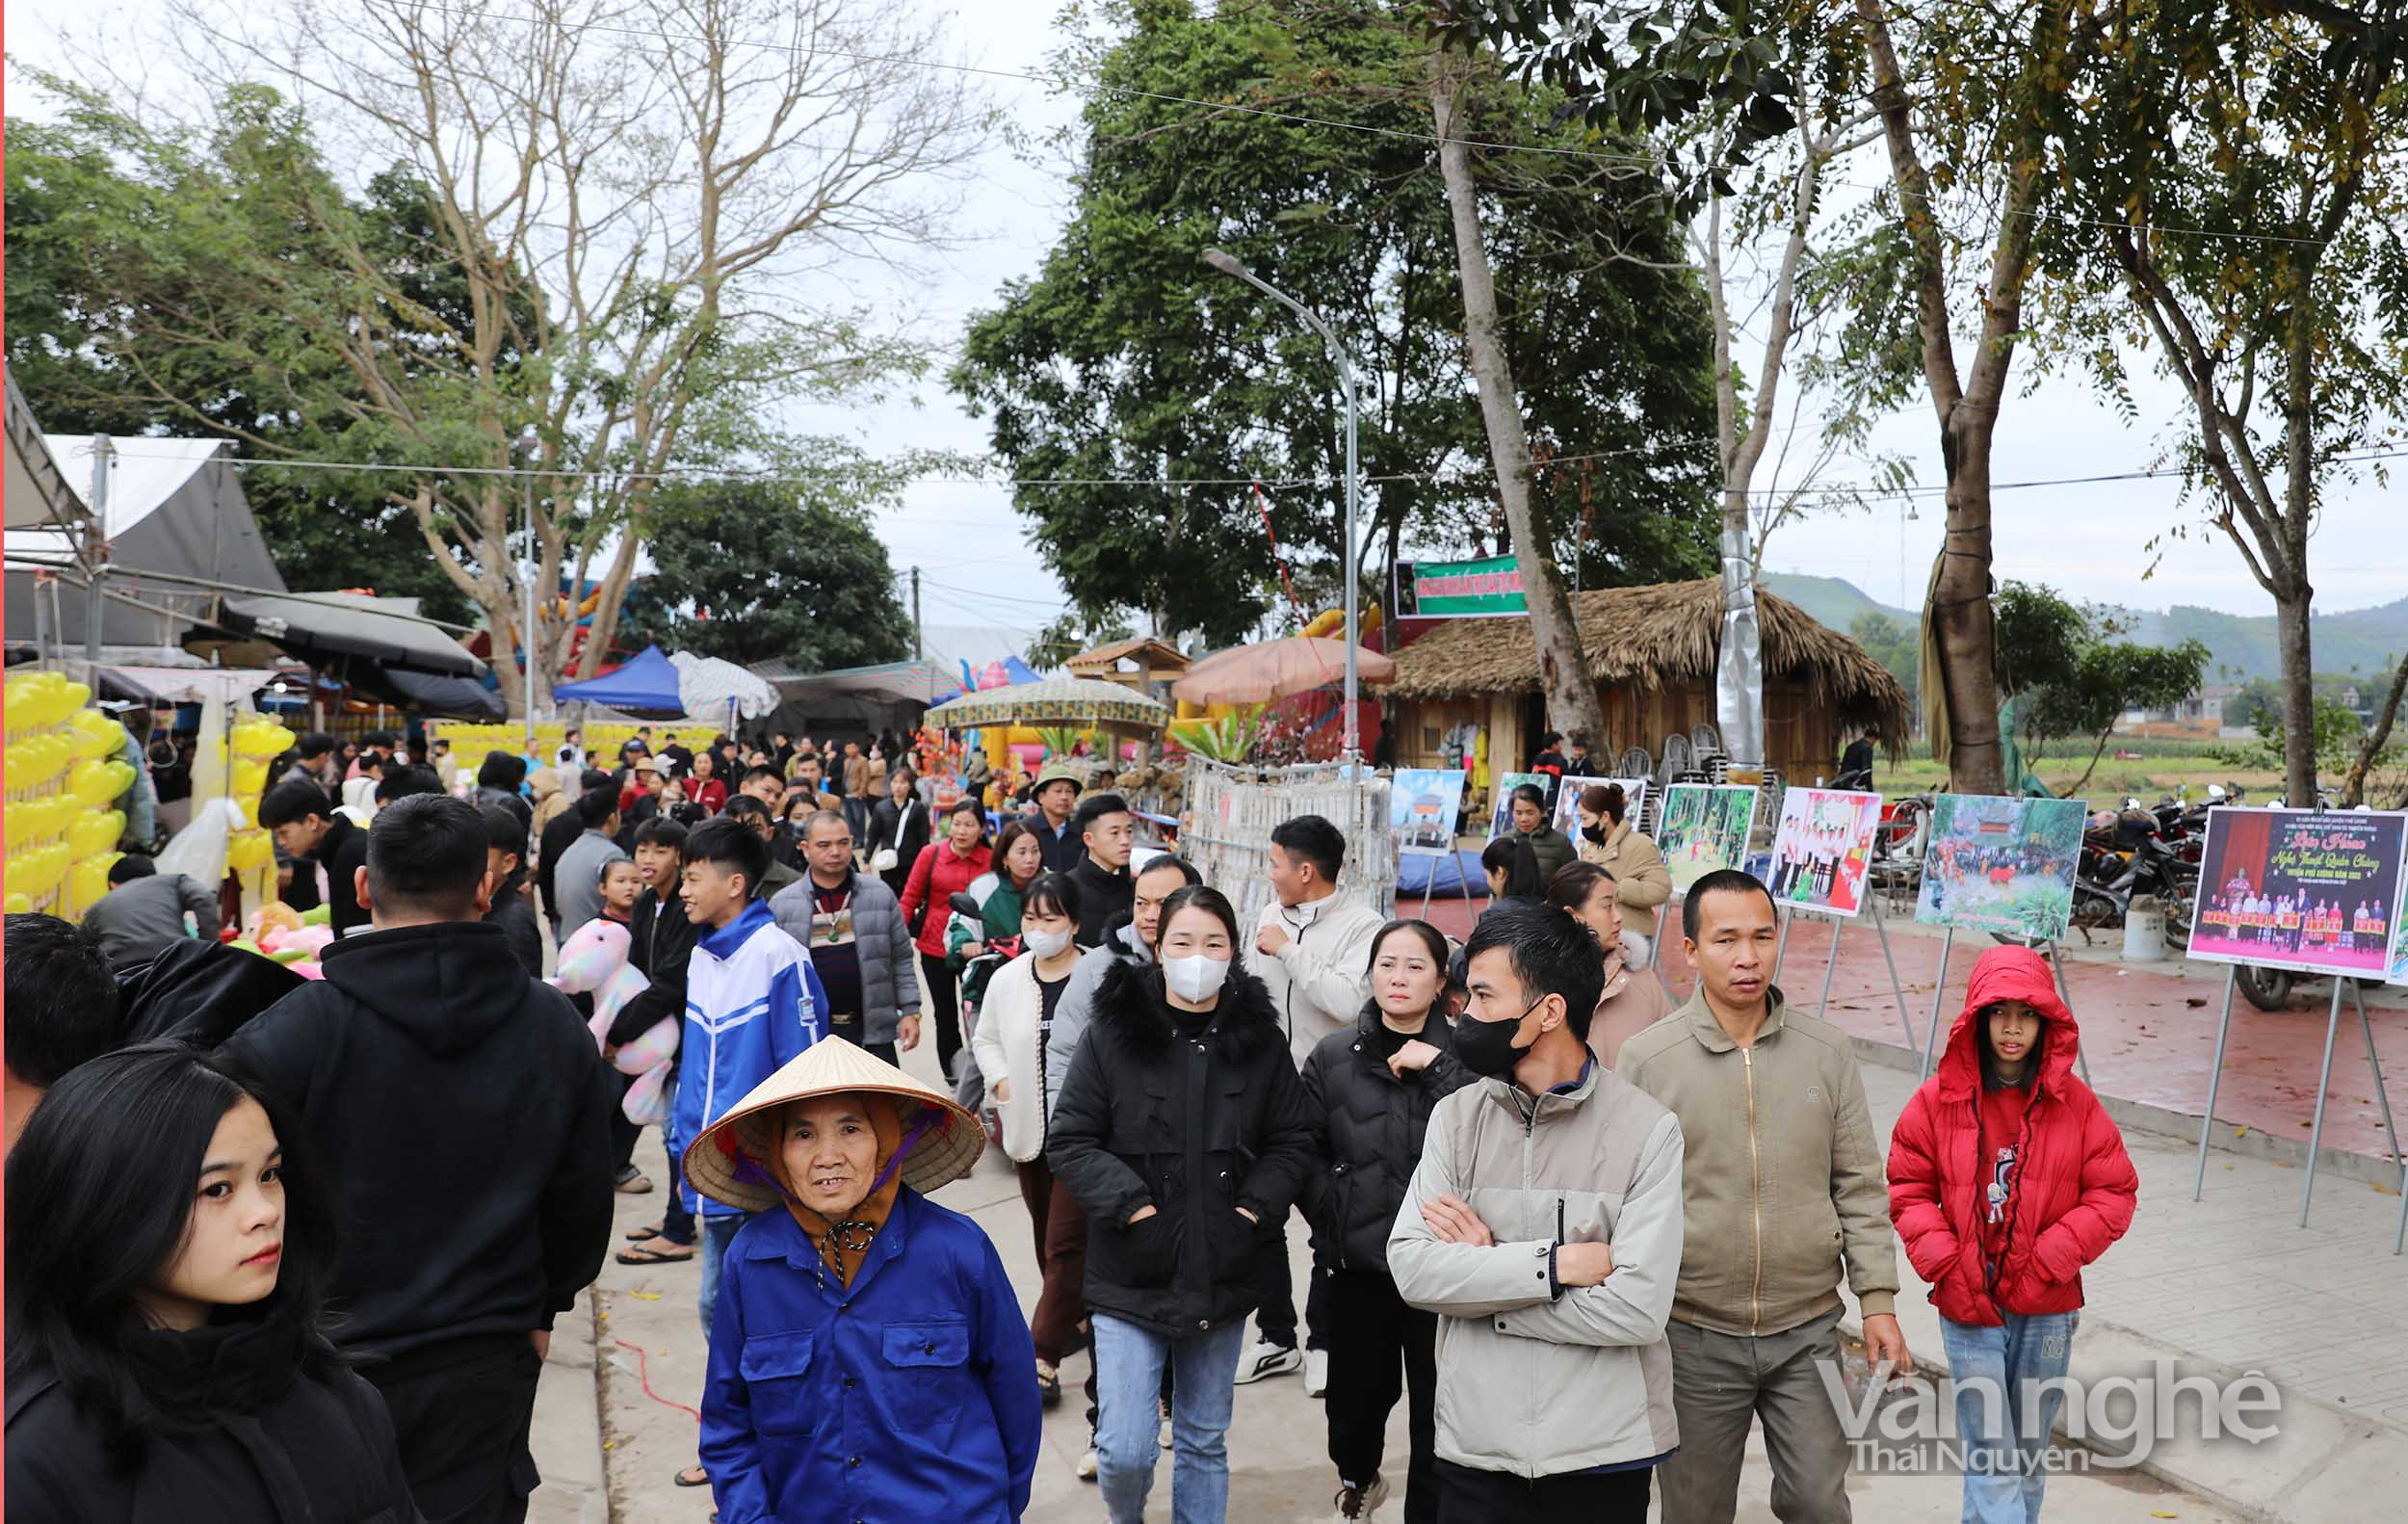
[1887,945,2137,1524]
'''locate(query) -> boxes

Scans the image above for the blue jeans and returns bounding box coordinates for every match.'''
[696,1213,753,1339]
[1093,1313,1245,1524]
[1938,1311,2081,1524]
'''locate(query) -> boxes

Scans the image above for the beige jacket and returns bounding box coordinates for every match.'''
[1615,987,1898,1336]
[1579,822,1671,935]
[1390,1062,1686,1476]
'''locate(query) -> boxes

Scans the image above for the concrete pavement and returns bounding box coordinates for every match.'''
[520,1019,2398,1521]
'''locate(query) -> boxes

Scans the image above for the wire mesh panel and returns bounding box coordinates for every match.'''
[1180,758,1394,932]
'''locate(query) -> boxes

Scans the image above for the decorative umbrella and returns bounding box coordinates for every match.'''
[1170,636,1396,707]
[924,675,1172,736]
[670,651,779,723]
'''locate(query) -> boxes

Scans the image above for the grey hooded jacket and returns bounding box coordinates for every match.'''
[769,869,923,1048]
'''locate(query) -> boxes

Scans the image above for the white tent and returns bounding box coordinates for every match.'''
[5,433,286,650]
[5,375,90,533]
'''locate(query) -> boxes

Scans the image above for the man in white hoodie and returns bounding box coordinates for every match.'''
[1238,813,1387,1392]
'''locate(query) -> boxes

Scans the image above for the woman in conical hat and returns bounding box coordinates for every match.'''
[687,1039,1041,1523]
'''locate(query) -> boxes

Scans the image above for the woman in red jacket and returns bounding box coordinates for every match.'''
[898,798,994,1087]
[1887,945,2137,1524]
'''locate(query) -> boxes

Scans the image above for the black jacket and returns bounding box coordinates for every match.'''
[222,921,616,1360]
[1069,855,1135,949]
[483,868,545,978]
[865,795,931,874]
[1299,1006,1474,1274]
[302,812,372,936]
[1047,957,1317,1340]
[609,885,699,1050]
[116,940,305,1050]
[536,808,585,925]
[5,1322,422,1524]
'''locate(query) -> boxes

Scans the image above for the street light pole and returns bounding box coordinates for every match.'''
[1201,248,1364,763]
[517,431,541,759]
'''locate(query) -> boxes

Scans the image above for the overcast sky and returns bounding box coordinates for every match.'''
[12,0,2400,635]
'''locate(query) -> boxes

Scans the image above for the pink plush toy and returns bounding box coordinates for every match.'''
[548,920,677,1124]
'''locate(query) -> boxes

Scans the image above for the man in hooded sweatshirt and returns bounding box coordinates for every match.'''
[223,793,617,1524]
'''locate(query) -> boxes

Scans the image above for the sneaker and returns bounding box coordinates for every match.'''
[1303,1347,1329,1398]
[1232,1337,1302,1384]
[1076,1446,1099,1482]
[1158,1398,1173,1450]
[1333,1478,1389,1520]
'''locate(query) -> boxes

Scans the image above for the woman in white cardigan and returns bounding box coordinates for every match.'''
[970,869,1088,1405]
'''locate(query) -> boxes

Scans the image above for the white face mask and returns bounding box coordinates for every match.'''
[1164,953,1231,1004]
[1023,926,1073,960]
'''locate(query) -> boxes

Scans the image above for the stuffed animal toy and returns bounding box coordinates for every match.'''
[548,920,677,1125]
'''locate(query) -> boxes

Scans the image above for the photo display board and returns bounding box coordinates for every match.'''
[1915,794,2088,943]
[1658,783,1761,895]
[1767,787,1885,918]
[2188,806,2405,982]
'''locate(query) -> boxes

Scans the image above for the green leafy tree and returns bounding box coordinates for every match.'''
[1848,610,1920,708]
[950,0,1717,648]
[1995,581,2209,791]
[620,467,912,671]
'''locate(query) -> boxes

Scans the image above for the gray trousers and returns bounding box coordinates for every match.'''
[1656,1305,1852,1524]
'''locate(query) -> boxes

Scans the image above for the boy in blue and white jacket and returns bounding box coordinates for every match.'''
[668,820,830,1339]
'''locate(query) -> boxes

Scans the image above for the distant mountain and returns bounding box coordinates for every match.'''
[1763,573,2408,684]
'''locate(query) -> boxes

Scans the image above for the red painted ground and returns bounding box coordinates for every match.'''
[1420,893,2408,1168]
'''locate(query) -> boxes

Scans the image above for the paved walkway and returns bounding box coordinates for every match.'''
[530,1024,2408,1523]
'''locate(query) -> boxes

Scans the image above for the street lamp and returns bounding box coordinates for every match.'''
[1201,248,1365,763]
[514,429,541,758]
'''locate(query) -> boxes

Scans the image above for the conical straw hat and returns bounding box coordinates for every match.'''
[681,1038,984,1214]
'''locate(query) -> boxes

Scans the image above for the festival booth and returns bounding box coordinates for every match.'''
[1374,577,1909,798]
[751,655,957,741]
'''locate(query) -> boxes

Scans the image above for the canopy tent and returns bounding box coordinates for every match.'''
[5,434,285,651]
[753,655,955,739]
[554,644,685,715]
[924,674,1172,738]
[670,650,779,723]
[358,666,507,720]
[5,376,90,533]
[1172,636,1396,706]
[205,591,481,675]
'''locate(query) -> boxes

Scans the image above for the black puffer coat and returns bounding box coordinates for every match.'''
[1046,956,1317,1340]
[1299,1005,1475,1274]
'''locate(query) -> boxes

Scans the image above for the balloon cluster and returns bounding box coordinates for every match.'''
[225,718,294,874]
[3,673,136,916]
[432,721,730,759]
[232,902,333,980]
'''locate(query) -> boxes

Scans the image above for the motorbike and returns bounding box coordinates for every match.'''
[2064,822,2197,950]
[2235,964,2387,1012]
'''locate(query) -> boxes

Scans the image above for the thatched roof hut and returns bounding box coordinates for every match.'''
[1376,578,1910,784]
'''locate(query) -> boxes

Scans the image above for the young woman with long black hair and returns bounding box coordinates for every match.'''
[5,1040,421,1521]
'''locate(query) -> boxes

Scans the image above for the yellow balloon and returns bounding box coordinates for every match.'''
[68,758,127,806]
[232,758,270,798]
[70,857,113,908]
[69,808,126,857]
[3,893,29,914]
[58,680,92,713]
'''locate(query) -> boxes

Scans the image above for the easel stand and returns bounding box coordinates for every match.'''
[1401,847,1446,922]
[1917,932,2089,1087]
[2192,967,2402,1243]
[1797,899,1919,1054]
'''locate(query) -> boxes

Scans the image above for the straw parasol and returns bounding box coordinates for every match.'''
[923,674,1172,737]
[682,1039,984,1215]
[1170,636,1397,706]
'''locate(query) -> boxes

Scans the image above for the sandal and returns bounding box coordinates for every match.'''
[616,1240,696,1266]
[675,1463,710,1488]
[623,1223,665,1243]
[1035,1360,1061,1408]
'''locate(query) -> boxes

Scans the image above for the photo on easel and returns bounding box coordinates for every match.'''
[2188,806,2406,982]
[1914,794,2087,943]
[1657,783,1759,894]
[1767,787,1883,918]
[1390,768,1467,853]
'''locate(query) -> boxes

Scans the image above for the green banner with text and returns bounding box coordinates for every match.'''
[1396,555,1529,618]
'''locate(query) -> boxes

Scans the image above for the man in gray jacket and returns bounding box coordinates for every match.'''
[1390,902,1686,1518]
[1617,869,1908,1524]
[79,854,221,968]
[770,808,921,1064]
[550,787,627,940]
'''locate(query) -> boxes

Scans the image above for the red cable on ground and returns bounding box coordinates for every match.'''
[612,1338,703,1424]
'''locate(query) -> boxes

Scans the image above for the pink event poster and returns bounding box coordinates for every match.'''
[2188,807,2407,981]
[1767,787,1884,918]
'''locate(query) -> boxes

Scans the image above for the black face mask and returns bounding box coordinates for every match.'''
[1581,823,1609,846]
[1453,995,1545,1079]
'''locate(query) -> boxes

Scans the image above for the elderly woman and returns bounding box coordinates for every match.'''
[1573,783,1670,963]
[690,1040,1041,1524]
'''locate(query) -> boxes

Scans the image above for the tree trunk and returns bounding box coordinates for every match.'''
[2342,651,2407,807]
[2273,582,2319,805]
[1932,425,2007,795]
[1429,56,1607,750]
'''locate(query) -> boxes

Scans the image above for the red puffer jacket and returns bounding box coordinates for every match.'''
[1887,946,2138,1326]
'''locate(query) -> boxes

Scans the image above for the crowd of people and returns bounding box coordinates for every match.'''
[5,716,2142,1524]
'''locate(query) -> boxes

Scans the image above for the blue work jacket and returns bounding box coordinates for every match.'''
[700,1187,1040,1523]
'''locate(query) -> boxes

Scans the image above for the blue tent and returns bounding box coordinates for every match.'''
[553,644,685,715]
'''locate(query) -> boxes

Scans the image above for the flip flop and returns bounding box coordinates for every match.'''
[616,1241,696,1266]
[623,1223,665,1243]
[675,1464,710,1488]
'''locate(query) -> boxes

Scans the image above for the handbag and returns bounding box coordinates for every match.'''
[870,847,900,873]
